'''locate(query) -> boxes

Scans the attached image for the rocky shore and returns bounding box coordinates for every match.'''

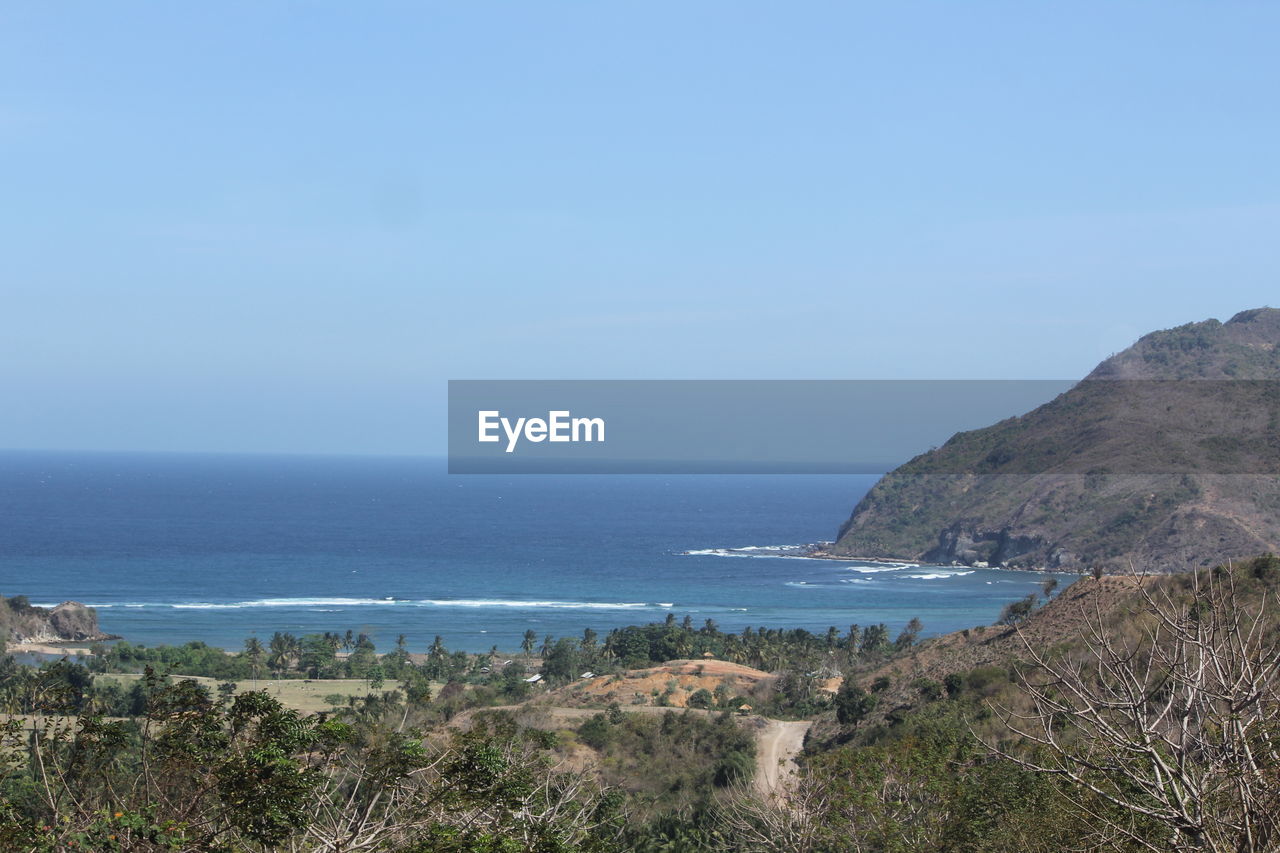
[1,596,119,647]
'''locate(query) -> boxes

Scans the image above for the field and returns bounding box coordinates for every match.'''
[94,673,423,714]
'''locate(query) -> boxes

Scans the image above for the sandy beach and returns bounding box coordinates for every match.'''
[7,641,94,656]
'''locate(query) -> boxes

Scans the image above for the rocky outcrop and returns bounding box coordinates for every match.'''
[923,524,1050,568]
[831,308,1280,572]
[1,596,119,645]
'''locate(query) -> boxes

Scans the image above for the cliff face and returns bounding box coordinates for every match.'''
[831,308,1280,572]
[1,596,118,645]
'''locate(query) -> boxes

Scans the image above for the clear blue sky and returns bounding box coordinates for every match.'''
[2,3,1277,454]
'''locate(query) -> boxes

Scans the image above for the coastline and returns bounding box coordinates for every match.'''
[801,543,1071,574]
[7,641,95,656]
[683,542,1075,573]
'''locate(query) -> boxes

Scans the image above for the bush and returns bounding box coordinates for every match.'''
[687,688,714,709]
[1252,553,1280,582]
[835,681,878,726]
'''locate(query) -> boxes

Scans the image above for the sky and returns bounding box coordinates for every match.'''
[2,2,1278,455]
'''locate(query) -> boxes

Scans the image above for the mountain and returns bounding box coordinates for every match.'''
[829,308,1280,572]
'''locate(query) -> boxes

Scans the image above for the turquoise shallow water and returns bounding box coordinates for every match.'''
[0,452,1076,653]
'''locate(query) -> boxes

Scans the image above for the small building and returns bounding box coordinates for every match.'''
[579,671,595,679]
[524,673,543,683]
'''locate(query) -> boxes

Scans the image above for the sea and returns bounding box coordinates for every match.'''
[0,451,1076,654]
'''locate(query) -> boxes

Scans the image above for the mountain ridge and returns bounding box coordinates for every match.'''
[829,308,1280,572]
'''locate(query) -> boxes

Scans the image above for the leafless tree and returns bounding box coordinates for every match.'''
[293,729,617,852]
[717,778,848,853]
[984,566,1280,853]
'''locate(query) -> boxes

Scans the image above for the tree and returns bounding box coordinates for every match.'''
[425,635,448,680]
[346,634,377,679]
[859,624,890,655]
[268,631,297,675]
[243,636,264,685]
[385,633,410,677]
[894,617,923,650]
[299,634,338,679]
[998,593,1038,626]
[834,679,877,725]
[521,629,537,655]
[986,565,1280,852]
[541,638,579,684]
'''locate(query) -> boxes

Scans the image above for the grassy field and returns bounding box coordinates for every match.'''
[94,673,422,714]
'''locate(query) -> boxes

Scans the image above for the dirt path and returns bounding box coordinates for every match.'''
[752,719,811,800]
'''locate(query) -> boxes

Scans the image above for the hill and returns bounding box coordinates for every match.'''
[829,308,1280,572]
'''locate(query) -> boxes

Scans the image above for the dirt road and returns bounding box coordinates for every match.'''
[752,719,811,799]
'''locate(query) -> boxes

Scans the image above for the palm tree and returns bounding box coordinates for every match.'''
[521,629,537,655]
[268,631,295,676]
[244,637,264,687]
[428,635,447,664]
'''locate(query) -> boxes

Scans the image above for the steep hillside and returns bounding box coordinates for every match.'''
[830,308,1280,571]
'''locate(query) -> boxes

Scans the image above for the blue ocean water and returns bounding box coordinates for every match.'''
[0,452,1075,653]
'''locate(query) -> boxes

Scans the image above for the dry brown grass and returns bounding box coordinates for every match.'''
[552,658,775,709]
[846,576,1150,712]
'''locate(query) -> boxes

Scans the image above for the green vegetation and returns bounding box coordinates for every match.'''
[2,555,1278,850]
[577,708,755,811]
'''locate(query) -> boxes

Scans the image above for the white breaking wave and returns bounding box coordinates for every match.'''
[414,599,650,610]
[903,571,975,580]
[173,597,400,609]
[682,544,812,560]
[846,565,914,574]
